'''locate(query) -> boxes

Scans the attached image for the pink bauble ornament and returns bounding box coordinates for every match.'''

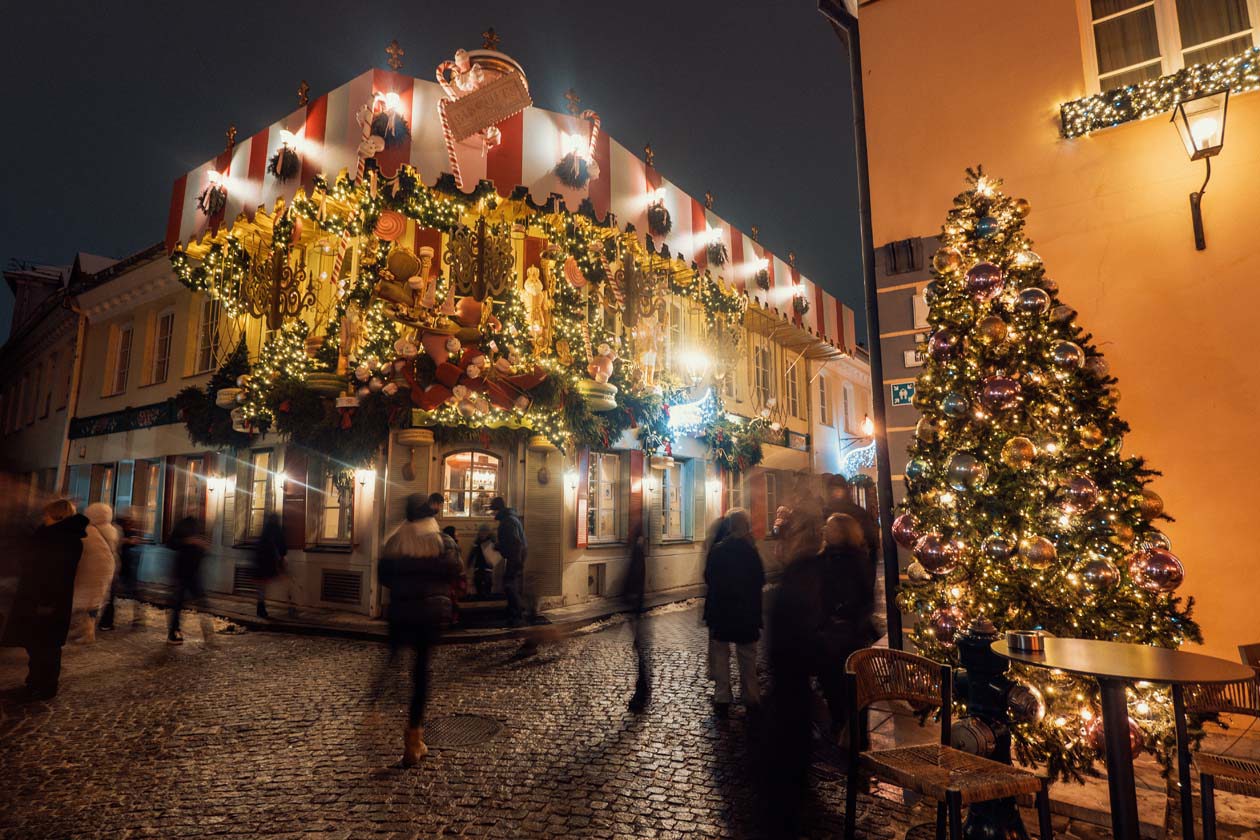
[913,533,959,575]
[892,513,918,549]
[1128,548,1184,593]
[927,606,966,647]
[1063,474,1099,513]
[964,262,1004,301]
[928,328,962,361]
[979,376,1021,411]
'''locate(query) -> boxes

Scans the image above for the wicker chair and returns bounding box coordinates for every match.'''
[844,648,1053,840]
[1182,668,1260,840]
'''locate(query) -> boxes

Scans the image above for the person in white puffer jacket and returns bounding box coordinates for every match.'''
[72,502,119,642]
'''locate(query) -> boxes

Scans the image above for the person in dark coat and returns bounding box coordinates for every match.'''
[466,524,497,598]
[624,523,650,713]
[816,513,878,741]
[99,508,143,630]
[489,497,528,627]
[703,508,765,714]
[3,499,87,699]
[377,496,463,765]
[166,516,209,645]
[251,513,287,619]
[825,474,879,573]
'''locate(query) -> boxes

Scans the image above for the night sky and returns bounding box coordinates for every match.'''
[0,1,859,344]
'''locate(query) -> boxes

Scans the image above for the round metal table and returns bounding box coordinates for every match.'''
[992,637,1253,840]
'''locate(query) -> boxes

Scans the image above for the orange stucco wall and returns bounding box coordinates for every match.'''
[862,0,1260,659]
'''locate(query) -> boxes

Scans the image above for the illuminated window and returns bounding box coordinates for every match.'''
[317,473,353,544]
[108,324,133,396]
[754,343,773,406]
[660,461,688,540]
[843,382,856,433]
[194,298,221,374]
[442,450,500,518]
[785,359,801,419]
[132,459,162,541]
[587,451,621,543]
[1080,0,1256,92]
[819,375,833,427]
[246,450,274,537]
[725,470,744,513]
[151,310,174,384]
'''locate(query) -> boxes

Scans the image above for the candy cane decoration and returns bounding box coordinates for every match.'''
[437,98,465,189]
[327,102,377,293]
[580,109,600,161]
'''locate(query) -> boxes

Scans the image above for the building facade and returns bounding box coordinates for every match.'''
[861,0,1260,659]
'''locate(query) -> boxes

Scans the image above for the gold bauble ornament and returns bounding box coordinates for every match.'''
[1013,198,1031,218]
[1138,489,1164,518]
[1111,521,1135,545]
[1077,423,1105,450]
[1019,536,1057,570]
[1000,436,1036,470]
[915,416,940,443]
[932,247,963,274]
[975,315,1008,346]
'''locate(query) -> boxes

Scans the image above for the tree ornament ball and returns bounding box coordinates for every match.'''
[1014,198,1032,218]
[1006,683,1045,724]
[1019,536,1058,570]
[1063,474,1099,513]
[1138,488,1164,518]
[1111,521,1135,545]
[927,606,967,646]
[941,391,970,418]
[1087,716,1144,759]
[1136,530,1172,552]
[965,261,1005,301]
[928,328,963,361]
[1050,340,1085,369]
[1080,557,1121,592]
[982,534,1015,561]
[905,457,931,481]
[979,375,1021,411]
[892,513,919,549]
[1012,248,1041,268]
[915,416,940,443]
[907,561,931,582]
[1129,548,1184,593]
[1050,304,1077,325]
[1083,355,1110,379]
[1077,423,1105,449]
[1000,436,1036,469]
[913,533,959,575]
[946,452,989,491]
[975,315,1009,346]
[1016,287,1051,316]
[924,280,943,304]
[974,215,999,238]
[1039,277,1060,296]
[932,247,963,274]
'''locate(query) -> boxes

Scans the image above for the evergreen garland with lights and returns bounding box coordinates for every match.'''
[896,169,1203,782]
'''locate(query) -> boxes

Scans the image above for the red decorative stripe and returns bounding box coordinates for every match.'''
[372,69,414,179]
[729,231,745,293]
[486,111,524,193]
[835,297,847,351]
[690,197,707,270]
[814,284,827,340]
[590,123,612,220]
[301,94,329,195]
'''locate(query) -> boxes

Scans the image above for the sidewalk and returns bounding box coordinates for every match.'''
[130,581,708,645]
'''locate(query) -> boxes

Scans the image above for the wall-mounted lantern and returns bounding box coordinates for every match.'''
[1171,89,1229,250]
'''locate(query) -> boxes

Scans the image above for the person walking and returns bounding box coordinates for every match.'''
[489,497,528,627]
[624,522,650,713]
[824,474,879,572]
[702,508,765,716]
[72,502,118,643]
[166,516,210,645]
[251,513,287,619]
[2,499,87,699]
[99,509,143,630]
[377,495,463,766]
[816,513,878,741]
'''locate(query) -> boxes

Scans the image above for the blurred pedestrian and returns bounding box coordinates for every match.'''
[377,495,462,765]
[440,525,466,627]
[816,513,878,741]
[489,497,528,627]
[824,474,879,573]
[467,523,498,598]
[1,499,87,699]
[166,516,210,645]
[624,522,650,713]
[703,509,765,716]
[72,502,118,643]
[99,508,143,630]
[251,513,287,619]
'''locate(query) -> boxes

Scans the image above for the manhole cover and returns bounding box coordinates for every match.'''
[424,714,502,748]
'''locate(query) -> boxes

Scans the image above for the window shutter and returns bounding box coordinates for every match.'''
[750,471,767,540]
[282,448,308,551]
[628,450,644,538]
[575,447,589,548]
[691,458,706,540]
[720,467,729,515]
[114,461,134,514]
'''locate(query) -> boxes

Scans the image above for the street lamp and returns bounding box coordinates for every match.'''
[1171,88,1230,250]
[680,348,711,387]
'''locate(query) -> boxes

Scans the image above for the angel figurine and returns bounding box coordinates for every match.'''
[339,302,365,374]
[521,266,552,354]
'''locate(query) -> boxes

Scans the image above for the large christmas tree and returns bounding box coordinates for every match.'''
[896,169,1202,781]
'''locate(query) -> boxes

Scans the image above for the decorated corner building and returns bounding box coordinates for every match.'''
[138,35,871,614]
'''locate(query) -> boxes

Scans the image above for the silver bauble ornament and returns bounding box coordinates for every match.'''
[1128,548,1184,593]
[1080,557,1120,592]
[913,533,959,575]
[905,458,931,481]
[1050,304,1077,324]
[979,376,1021,411]
[946,452,988,491]
[1050,340,1085,369]
[915,416,940,443]
[1016,287,1050,316]
[942,391,970,418]
[982,534,1015,562]
[1006,683,1045,724]
[1135,530,1171,552]
[907,561,931,582]
[1019,536,1057,570]
[1012,247,1040,268]
[965,262,1004,301]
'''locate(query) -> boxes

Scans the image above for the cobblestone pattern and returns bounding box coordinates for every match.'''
[1,602,918,840]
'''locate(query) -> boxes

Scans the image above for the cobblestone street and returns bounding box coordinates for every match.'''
[1,602,921,840]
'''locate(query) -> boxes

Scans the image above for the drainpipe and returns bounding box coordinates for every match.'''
[55,297,89,496]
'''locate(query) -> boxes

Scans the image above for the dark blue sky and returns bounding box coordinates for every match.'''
[0,1,859,344]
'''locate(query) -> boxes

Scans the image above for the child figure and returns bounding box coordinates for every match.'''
[466,524,500,598]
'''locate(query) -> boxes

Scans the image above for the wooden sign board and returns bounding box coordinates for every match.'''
[444,73,533,141]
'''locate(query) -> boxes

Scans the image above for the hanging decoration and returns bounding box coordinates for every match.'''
[197,172,227,216]
[267,131,301,182]
[370,90,411,149]
[553,108,601,189]
[647,192,672,238]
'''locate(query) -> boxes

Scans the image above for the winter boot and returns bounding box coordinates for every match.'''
[402,725,428,766]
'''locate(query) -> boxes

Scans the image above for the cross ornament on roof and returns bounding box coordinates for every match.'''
[482,27,500,50]
[644,143,655,168]
[297,80,310,106]
[564,88,581,116]
[225,124,237,155]
[704,191,714,210]
[386,40,404,71]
